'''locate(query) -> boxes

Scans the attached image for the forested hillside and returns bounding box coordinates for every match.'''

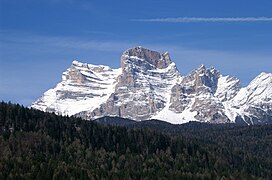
[0,102,271,179]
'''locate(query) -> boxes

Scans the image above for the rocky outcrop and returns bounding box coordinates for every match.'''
[169,65,230,123]
[63,65,87,84]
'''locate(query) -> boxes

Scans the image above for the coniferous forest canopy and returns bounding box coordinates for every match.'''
[0,102,272,179]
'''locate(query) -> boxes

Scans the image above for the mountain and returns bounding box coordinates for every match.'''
[230,72,272,124]
[31,60,121,116]
[31,46,272,124]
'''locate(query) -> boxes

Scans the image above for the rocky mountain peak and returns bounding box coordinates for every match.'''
[181,65,220,94]
[195,64,220,76]
[196,64,206,71]
[121,46,172,69]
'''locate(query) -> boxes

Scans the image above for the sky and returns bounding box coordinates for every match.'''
[0,0,272,106]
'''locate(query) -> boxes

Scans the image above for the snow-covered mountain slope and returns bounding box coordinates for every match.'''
[232,72,272,106]
[31,60,121,116]
[228,72,272,124]
[31,47,272,124]
[154,65,241,124]
[215,75,242,102]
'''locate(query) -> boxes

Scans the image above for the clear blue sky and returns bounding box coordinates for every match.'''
[1,0,272,105]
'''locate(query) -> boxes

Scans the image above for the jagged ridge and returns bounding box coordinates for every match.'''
[31,46,272,124]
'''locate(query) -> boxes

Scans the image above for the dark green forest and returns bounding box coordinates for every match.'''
[0,102,272,179]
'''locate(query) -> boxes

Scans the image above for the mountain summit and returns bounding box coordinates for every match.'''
[31,47,272,124]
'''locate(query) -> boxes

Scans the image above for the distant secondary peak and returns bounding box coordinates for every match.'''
[194,64,220,75]
[72,60,89,68]
[210,66,216,71]
[72,60,81,66]
[254,72,272,81]
[197,64,206,70]
[162,51,171,62]
[122,46,172,69]
[248,72,272,88]
[258,72,272,78]
[192,64,207,75]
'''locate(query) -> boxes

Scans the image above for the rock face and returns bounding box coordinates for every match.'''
[78,46,181,120]
[31,46,272,124]
[168,65,229,123]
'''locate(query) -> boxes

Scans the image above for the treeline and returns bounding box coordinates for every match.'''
[0,102,271,179]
